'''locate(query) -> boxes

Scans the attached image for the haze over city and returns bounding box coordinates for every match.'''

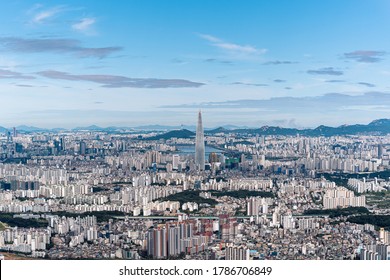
[1,0,390,128]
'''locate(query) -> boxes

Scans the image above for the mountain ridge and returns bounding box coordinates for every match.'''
[2,118,390,136]
[144,129,196,140]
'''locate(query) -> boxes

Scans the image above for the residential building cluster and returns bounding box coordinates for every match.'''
[0,128,390,260]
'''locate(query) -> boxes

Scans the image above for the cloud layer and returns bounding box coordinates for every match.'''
[325,79,346,83]
[343,50,386,63]
[204,58,233,64]
[37,70,205,88]
[263,60,297,65]
[161,92,390,111]
[358,82,375,87]
[0,69,35,79]
[0,37,121,58]
[307,67,343,76]
[230,82,268,87]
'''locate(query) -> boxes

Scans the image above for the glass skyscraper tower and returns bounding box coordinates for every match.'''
[195,110,205,171]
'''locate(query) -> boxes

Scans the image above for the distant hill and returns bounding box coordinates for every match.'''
[205,119,390,136]
[206,127,231,134]
[144,129,196,140]
[16,125,47,132]
[73,125,104,131]
[0,126,8,133]
[133,125,196,131]
[369,119,390,126]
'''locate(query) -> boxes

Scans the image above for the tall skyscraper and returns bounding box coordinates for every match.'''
[378,144,384,158]
[195,110,205,171]
[79,141,87,155]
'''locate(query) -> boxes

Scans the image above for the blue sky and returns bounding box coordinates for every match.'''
[1,0,390,128]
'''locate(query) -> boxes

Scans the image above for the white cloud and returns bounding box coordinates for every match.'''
[32,6,66,24]
[198,34,220,43]
[214,42,260,54]
[72,17,96,34]
[198,33,267,56]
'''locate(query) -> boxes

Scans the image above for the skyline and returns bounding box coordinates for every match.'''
[1,1,390,128]
[2,114,390,131]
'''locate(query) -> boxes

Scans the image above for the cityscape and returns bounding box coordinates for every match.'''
[1,113,390,260]
[1,1,390,261]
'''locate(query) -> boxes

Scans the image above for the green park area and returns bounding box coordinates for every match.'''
[0,213,48,228]
[303,207,369,218]
[160,190,217,207]
[365,191,390,208]
[348,215,390,230]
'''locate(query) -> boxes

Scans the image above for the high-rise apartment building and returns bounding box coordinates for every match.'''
[323,187,366,209]
[225,244,250,260]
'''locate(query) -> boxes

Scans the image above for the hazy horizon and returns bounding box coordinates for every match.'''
[0,114,387,130]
